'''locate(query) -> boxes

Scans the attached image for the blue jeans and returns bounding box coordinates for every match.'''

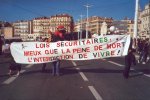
[52,60,60,75]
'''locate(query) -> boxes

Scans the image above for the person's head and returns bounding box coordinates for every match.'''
[57,25,66,34]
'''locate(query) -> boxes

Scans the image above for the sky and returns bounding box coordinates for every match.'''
[0,0,149,22]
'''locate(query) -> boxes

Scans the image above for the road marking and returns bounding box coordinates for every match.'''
[25,64,34,68]
[107,60,150,78]
[72,61,102,100]
[71,61,77,66]
[88,86,103,100]
[2,70,26,85]
[76,67,80,70]
[108,61,124,67]
[3,76,18,85]
[71,61,89,81]
[144,74,150,78]
[2,64,32,85]
[101,59,106,61]
[20,70,26,73]
[79,72,89,81]
[76,68,89,81]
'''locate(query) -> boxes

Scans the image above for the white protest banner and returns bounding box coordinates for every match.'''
[10,35,130,64]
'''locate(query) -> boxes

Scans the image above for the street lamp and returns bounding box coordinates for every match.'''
[133,0,139,39]
[84,4,92,39]
[148,0,150,39]
[77,19,80,40]
[80,14,84,39]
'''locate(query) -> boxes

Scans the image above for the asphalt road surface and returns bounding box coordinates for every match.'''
[0,55,150,100]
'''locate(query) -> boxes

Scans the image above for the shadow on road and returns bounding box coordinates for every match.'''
[129,73,143,78]
[1,67,148,79]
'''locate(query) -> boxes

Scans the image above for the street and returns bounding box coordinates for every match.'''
[0,55,150,100]
[0,0,150,100]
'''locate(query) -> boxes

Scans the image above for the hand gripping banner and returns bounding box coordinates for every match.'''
[10,35,130,64]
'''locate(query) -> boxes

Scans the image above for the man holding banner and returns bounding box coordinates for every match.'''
[10,33,131,77]
[123,38,136,79]
[51,25,66,76]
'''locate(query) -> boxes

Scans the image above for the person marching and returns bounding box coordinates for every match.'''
[123,38,136,79]
[138,38,150,64]
[51,25,66,76]
[0,36,3,55]
[8,54,22,76]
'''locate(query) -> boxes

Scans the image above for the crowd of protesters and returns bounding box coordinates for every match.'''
[1,29,150,78]
[41,25,67,76]
[123,37,150,79]
[137,38,150,64]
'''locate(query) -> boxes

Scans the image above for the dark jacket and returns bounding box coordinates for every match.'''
[51,31,65,42]
[125,38,136,66]
[9,55,21,71]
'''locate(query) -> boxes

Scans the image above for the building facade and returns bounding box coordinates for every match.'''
[110,17,142,38]
[13,20,32,41]
[12,14,74,41]
[126,19,141,38]
[74,16,113,35]
[3,27,13,39]
[0,21,12,38]
[49,14,74,33]
[111,20,128,35]
[32,17,50,40]
[139,3,150,38]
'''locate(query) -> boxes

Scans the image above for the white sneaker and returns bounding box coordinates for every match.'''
[147,57,150,60]
[142,62,146,64]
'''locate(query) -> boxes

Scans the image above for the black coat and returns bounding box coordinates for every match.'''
[51,33,65,42]
[125,38,136,66]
